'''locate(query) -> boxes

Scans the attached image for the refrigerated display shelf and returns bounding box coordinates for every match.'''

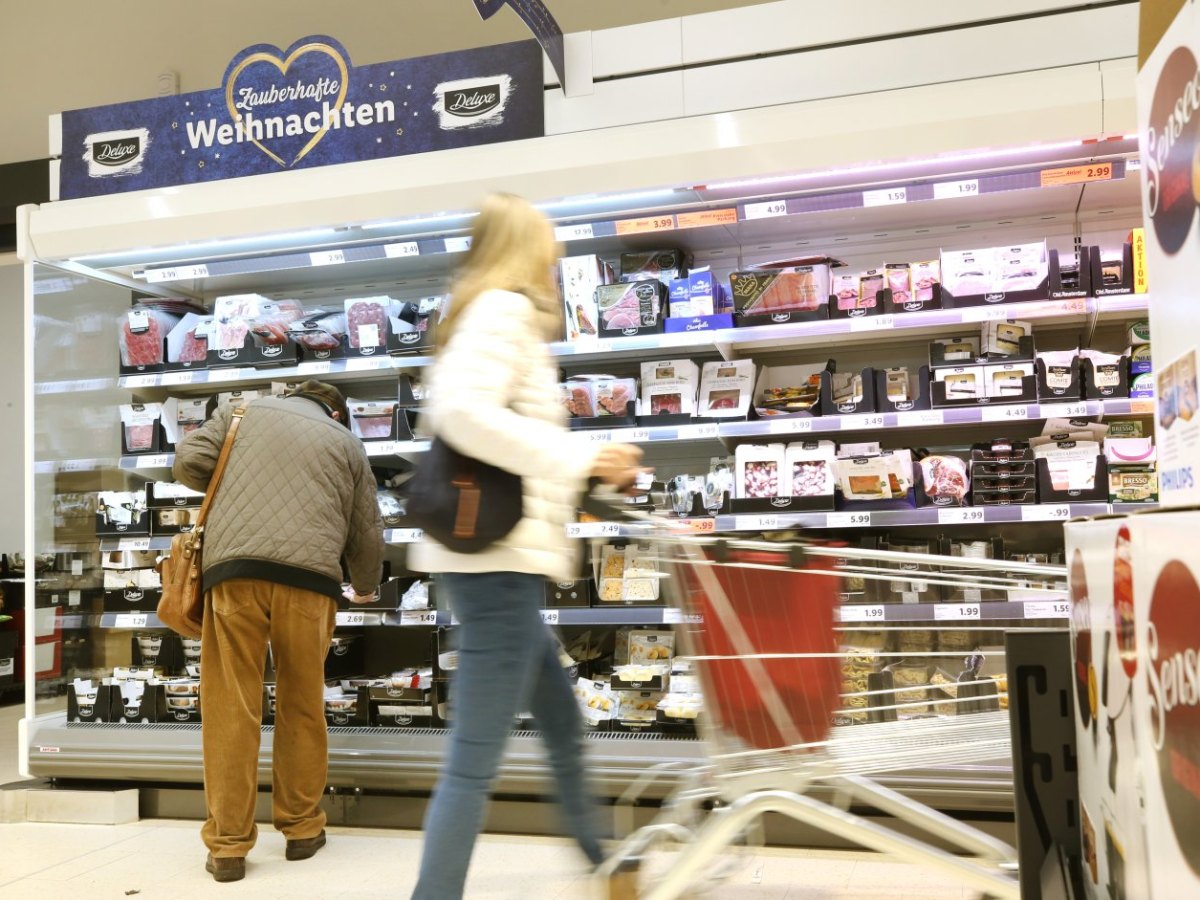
[25,714,1016,811]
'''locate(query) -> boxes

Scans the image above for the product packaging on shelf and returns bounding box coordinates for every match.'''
[1081,350,1131,400]
[560,255,613,342]
[119,403,164,454]
[1130,344,1152,375]
[1105,436,1158,503]
[752,363,826,418]
[939,242,1049,306]
[985,363,1036,398]
[735,443,786,500]
[595,543,661,604]
[905,260,943,312]
[1036,349,1084,401]
[161,397,209,447]
[786,441,838,500]
[915,456,971,507]
[834,447,914,507]
[344,297,394,351]
[119,304,186,374]
[639,359,699,419]
[96,490,150,536]
[595,281,667,337]
[933,367,985,402]
[348,398,399,441]
[820,367,876,416]
[288,308,347,353]
[981,320,1033,359]
[875,366,932,413]
[164,312,211,370]
[729,264,831,325]
[573,677,618,727]
[930,336,981,367]
[697,360,754,418]
[619,249,689,284]
[1033,438,1107,502]
[389,297,442,353]
[667,268,729,319]
[1089,241,1136,296]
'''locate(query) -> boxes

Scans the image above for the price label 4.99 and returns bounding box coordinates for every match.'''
[743,200,788,221]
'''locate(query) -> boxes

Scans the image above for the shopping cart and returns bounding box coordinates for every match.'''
[589,521,1063,900]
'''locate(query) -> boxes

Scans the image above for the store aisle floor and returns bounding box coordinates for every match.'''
[0,817,985,899]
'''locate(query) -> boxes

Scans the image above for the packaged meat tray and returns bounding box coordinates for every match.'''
[619,249,689,284]
[560,255,612,342]
[730,267,831,321]
[119,404,163,454]
[344,297,394,349]
[595,281,666,335]
[698,360,754,418]
[165,313,211,367]
[917,455,970,506]
[288,309,347,351]
[348,399,398,441]
[119,306,183,371]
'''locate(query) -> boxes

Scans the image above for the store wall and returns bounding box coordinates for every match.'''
[0,259,23,551]
[0,0,777,165]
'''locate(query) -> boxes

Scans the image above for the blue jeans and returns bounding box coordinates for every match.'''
[411,572,605,900]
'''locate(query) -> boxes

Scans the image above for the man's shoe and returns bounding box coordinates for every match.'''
[205,854,245,883]
[286,830,327,861]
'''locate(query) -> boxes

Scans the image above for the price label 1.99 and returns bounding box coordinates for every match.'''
[938,508,987,525]
[400,610,439,626]
[934,603,981,621]
[933,179,980,200]
[838,605,886,623]
[849,315,896,332]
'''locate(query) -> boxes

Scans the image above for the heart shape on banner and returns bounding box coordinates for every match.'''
[224,41,349,168]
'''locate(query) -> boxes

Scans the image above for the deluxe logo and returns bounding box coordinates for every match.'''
[903,301,923,312]
[261,345,282,357]
[895,401,914,411]
[399,332,420,344]
[316,350,332,359]
[393,712,413,726]
[771,313,790,323]
[984,293,1005,303]
[123,588,144,602]
[621,328,639,336]
[1145,557,1200,872]
[1144,46,1200,255]
[218,349,238,361]
[769,498,792,508]
[444,84,501,117]
[173,498,188,506]
[434,74,512,129]
[836,402,855,413]
[359,345,376,356]
[93,137,140,167]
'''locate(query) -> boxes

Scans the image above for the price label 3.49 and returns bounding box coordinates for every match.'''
[934,604,981,621]
[1040,402,1090,419]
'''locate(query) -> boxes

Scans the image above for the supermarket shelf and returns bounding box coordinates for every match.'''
[364,440,431,458]
[384,528,423,543]
[98,612,163,629]
[25,714,1016,811]
[34,454,176,475]
[97,536,172,552]
[40,293,1150,397]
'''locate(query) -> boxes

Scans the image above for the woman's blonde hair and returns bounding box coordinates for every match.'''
[437,193,561,348]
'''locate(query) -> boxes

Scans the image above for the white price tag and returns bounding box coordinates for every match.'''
[309,249,346,267]
[748,515,779,530]
[207,368,242,382]
[565,522,622,539]
[144,264,209,283]
[401,609,439,626]
[386,528,423,543]
[160,371,194,386]
[624,428,651,443]
[933,179,979,200]
[71,559,84,576]
[1023,505,1073,522]
[0,660,12,677]
[934,603,981,621]
[346,357,383,372]
[863,187,907,207]
[336,611,367,626]
[680,423,720,440]
[838,605,886,622]
[982,405,1030,423]
[553,223,594,241]
[444,237,472,254]
[540,610,560,625]
[938,508,986,524]
[118,538,151,551]
[841,413,886,430]
[849,314,895,332]
[962,306,1012,323]
[366,442,397,457]
[68,590,81,607]
[123,374,159,388]
[662,608,703,624]
[135,455,171,469]
[58,459,94,472]
[384,241,420,259]
[897,410,944,427]
[127,311,150,332]
[586,430,613,443]
[1024,599,1072,619]
[298,361,332,376]
[1040,402,1090,419]
[114,613,149,628]
[743,200,788,220]
[768,417,813,435]
[827,512,872,528]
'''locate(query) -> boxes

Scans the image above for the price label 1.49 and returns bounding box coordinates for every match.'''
[400,610,439,626]
[934,603,981,621]
[540,610,560,626]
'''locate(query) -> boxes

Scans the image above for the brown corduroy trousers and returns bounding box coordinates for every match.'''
[199,578,336,858]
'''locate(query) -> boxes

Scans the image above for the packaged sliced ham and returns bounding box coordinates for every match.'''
[833,273,860,311]
[166,313,211,364]
[211,295,266,351]
[910,260,941,305]
[344,297,395,349]
[247,299,304,345]
[786,441,837,497]
[884,264,910,306]
[348,399,397,440]
[561,382,595,418]
[698,360,755,418]
[593,378,636,417]
[918,456,970,504]
[160,398,209,445]
[595,281,666,334]
[639,360,699,417]
[119,306,182,369]
[119,404,162,453]
[288,309,347,351]
[730,265,830,316]
[859,269,885,308]
[735,443,786,499]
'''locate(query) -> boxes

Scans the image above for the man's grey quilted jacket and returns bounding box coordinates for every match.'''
[173,395,384,596]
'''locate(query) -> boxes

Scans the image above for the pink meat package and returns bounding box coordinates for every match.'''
[165,313,211,364]
[345,297,399,349]
[348,399,397,441]
[119,307,183,369]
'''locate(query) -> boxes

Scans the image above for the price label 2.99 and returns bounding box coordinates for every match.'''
[938,508,986,525]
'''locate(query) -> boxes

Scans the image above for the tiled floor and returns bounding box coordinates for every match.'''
[1,702,991,898]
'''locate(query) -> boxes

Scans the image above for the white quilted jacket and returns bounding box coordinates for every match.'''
[408,290,602,582]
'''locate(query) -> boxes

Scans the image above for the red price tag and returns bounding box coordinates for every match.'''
[1040,163,1114,187]
[676,209,738,229]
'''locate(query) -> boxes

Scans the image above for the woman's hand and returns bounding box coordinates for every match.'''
[591,444,647,492]
[343,585,378,605]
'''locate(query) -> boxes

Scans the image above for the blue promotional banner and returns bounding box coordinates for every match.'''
[59,36,545,200]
